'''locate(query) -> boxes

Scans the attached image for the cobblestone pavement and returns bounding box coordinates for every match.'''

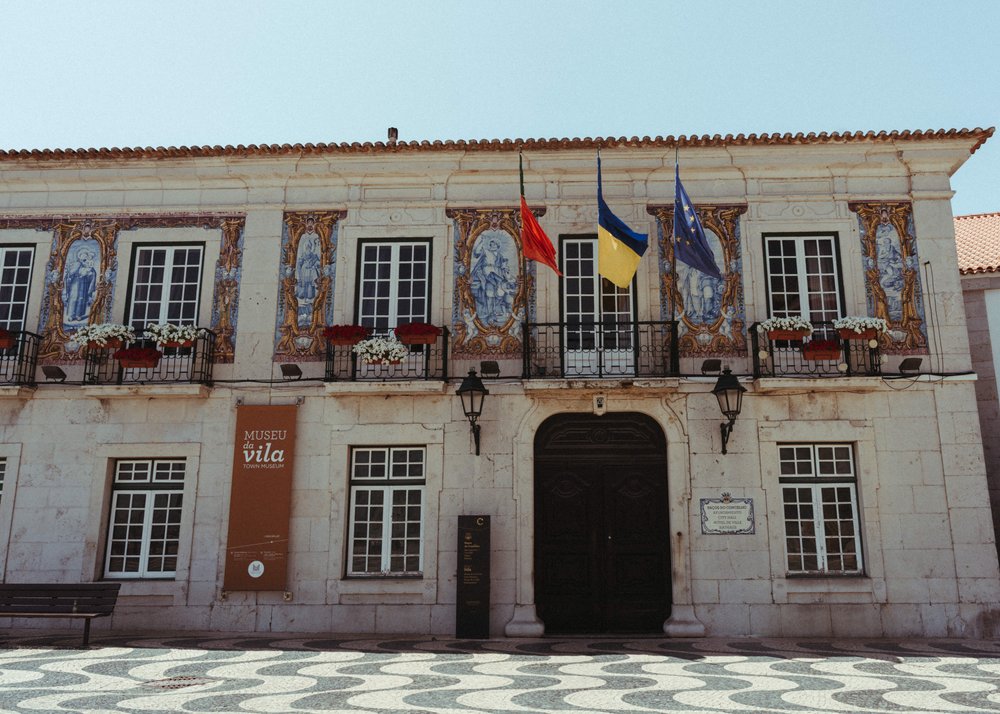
[0,632,999,713]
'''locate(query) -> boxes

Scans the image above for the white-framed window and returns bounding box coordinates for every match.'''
[0,246,34,332]
[779,443,863,575]
[127,245,204,331]
[0,446,19,577]
[763,233,843,325]
[348,447,425,576]
[561,236,635,375]
[356,241,430,332]
[104,459,185,579]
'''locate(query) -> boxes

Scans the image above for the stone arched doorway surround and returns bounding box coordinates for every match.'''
[503,392,706,637]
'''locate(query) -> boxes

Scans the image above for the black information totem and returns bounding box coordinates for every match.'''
[456,515,491,638]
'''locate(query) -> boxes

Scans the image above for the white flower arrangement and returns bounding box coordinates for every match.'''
[756,316,813,334]
[72,322,136,346]
[832,316,889,334]
[352,336,409,365]
[142,323,207,347]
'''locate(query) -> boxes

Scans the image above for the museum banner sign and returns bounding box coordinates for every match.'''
[223,404,297,591]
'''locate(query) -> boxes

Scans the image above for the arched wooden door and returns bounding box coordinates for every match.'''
[534,412,671,633]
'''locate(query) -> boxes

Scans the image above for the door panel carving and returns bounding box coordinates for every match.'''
[534,413,669,634]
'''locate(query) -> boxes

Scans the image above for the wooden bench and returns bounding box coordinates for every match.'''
[0,583,121,645]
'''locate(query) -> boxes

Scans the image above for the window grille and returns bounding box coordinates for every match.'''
[357,241,429,333]
[778,443,863,575]
[348,447,424,576]
[104,459,185,578]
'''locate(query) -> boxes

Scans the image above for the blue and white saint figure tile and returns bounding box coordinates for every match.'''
[470,230,518,327]
[62,239,100,326]
[294,232,321,328]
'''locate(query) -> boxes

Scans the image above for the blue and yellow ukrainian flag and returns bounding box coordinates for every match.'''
[597,155,648,288]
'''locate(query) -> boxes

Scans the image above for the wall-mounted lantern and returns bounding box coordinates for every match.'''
[456,369,489,456]
[711,368,746,455]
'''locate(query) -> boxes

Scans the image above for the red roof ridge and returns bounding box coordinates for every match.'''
[955,211,1000,220]
[0,127,993,162]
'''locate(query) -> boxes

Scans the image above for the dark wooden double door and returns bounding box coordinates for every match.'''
[534,413,670,634]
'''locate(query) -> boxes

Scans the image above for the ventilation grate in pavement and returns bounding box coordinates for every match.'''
[141,676,218,690]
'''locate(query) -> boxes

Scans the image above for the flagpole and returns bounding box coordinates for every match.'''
[519,150,529,378]
[519,150,529,301]
[670,148,679,339]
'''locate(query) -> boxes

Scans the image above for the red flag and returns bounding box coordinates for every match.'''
[520,196,561,276]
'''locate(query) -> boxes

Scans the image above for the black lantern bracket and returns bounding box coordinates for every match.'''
[711,368,746,455]
[456,369,489,456]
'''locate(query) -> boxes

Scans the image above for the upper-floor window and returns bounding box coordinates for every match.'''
[778,443,863,575]
[0,246,34,332]
[356,241,430,332]
[348,446,425,576]
[561,235,635,376]
[105,458,186,579]
[763,233,843,325]
[126,245,204,331]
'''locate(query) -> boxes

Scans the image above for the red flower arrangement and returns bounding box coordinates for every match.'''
[0,328,13,349]
[393,322,442,345]
[113,346,162,368]
[801,338,841,361]
[323,325,372,345]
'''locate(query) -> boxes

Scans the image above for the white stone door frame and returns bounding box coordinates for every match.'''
[504,395,704,637]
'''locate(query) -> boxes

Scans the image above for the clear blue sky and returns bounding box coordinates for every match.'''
[3,0,997,216]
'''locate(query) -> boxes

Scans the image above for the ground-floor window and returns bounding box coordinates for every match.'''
[778,443,863,575]
[104,459,185,579]
[348,447,424,576]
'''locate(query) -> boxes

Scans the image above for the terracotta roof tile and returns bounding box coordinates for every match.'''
[955,212,1000,274]
[0,127,993,162]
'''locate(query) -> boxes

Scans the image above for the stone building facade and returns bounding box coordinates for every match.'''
[1,128,999,638]
[956,211,1000,561]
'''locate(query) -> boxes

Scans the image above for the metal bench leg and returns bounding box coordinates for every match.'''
[83,619,91,647]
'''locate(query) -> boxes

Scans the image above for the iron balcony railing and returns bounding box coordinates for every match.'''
[522,320,680,379]
[324,327,450,382]
[0,330,40,387]
[83,329,216,386]
[751,321,881,378]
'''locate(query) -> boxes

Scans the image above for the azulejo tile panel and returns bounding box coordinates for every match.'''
[650,204,748,357]
[273,211,345,361]
[448,208,538,360]
[2,214,245,363]
[850,202,928,355]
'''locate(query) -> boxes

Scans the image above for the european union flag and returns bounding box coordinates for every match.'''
[673,165,722,280]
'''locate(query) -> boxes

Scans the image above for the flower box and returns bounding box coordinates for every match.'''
[352,337,409,365]
[143,323,206,348]
[113,347,162,369]
[802,339,841,361]
[757,317,812,341]
[323,325,371,346]
[0,330,14,349]
[393,322,442,345]
[118,357,159,368]
[397,333,437,345]
[802,349,841,361]
[837,328,877,340]
[832,316,888,340]
[74,323,136,349]
[767,329,810,341]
